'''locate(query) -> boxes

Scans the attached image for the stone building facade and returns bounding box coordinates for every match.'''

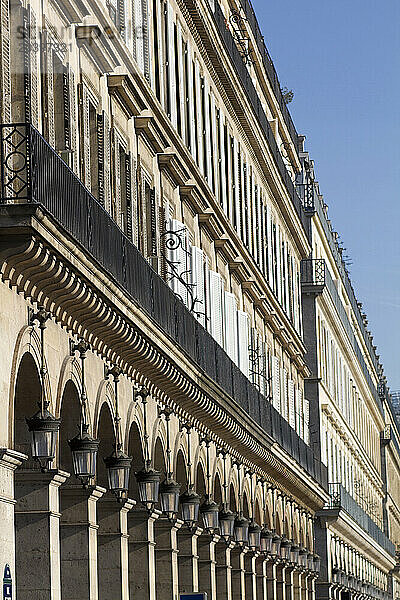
[0,0,398,598]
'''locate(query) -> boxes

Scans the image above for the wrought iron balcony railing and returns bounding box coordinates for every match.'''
[300,258,326,290]
[0,122,328,489]
[327,483,395,556]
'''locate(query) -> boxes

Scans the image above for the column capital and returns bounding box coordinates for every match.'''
[0,448,27,470]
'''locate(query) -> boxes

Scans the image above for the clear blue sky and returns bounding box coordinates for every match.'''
[251,0,400,390]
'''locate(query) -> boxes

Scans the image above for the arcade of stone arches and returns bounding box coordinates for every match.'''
[8,314,319,600]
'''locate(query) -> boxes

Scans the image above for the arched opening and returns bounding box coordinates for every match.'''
[176,449,187,492]
[243,492,250,519]
[97,401,115,490]
[58,380,81,476]
[229,483,237,514]
[214,472,223,506]
[153,436,166,477]
[14,352,55,597]
[127,420,152,600]
[14,352,41,465]
[196,462,206,500]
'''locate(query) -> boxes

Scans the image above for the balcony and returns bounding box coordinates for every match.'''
[0,123,328,489]
[300,258,326,294]
[325,483,394,556]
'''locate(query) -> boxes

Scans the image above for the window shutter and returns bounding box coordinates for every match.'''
[224,292,238,364]
[125,153,132,241]
[29,9,39,128]
[134,0,144,71]
[266,206,273,287]
[304,397,310,444]
[97,113,105,206]
[288,380,295,428]
[167,5,176,126]
[82,88,91,189]
[209,270,224,346]
[69,69,78,174]
[282,368,288,421]
[141,0,150,82]
[191,246,206,326]
[237,310,249,377]
[234,139,241,238]
[62,66,71,150]
[0,0,11,122]
[272,356,280,412]
[298,388,304,439]
[103,111,111,214]
[276,225,282,304]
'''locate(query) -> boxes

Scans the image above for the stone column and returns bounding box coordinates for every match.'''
[127,508,159,600]
[0,450,26,600]
[231,546,247,600]
[177,526,201,595]
[215,541,235,600]
[276,562,287,600]
[14,468,69,600]
[285,566,295,600]
[255,555,268,600]
[97,495,135,600]
[60,484,105,600]
[292,569,302,600]
[198,533,219,600]
[266,559,278,600]
[244,551,258,600]
[154,516,182,600]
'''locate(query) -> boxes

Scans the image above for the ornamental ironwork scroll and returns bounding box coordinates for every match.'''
[160,224,206,320]
[0,123,32,203]
[227,10,255,67]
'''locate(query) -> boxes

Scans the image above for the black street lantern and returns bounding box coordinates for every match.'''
[26,309,60,472]
[104,449,132,502]
[248,521,262,551]
[200,438,219,535]
[136,467,161,511]
[104,366,132,502]
[219,507,235,543]
[160,478,181,520]
[280,535,292,562]
[200,498,219,534]
[69,424,99,486]
[180,487,201,530]
[260,526,273,554]
[299,546,308,569]
[290,543,300,565]
[26,401,60,471]
[313,553,321,574]
[69,340,99,487]
[159,408,180,520]
[234,514,249,545]
[271,532,282,557]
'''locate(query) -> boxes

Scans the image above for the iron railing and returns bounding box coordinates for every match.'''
[327,483,395,556]
[301,258,326,287]
[0,123,328,489]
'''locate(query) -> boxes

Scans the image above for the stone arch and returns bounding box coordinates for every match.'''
[9,326,49,449]
[153,435,166,474]
[213,471,223,506]
[55,354,82,419]
[195,460,207,499]
[58,379,81,476]
[175,448,187,489]
[127,419,144,500]
[96,400,116,490]
[229,482,238,513]
[13,351,42,467]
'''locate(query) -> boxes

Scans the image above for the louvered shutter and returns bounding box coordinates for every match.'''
[288,380,295,428]
[134,0,144,71]
[191,246,206,325]
[97,113,105,206]
[195,60,203,169]
[167,5,176,126]
[282,368,288,421]
[82,88,91,189]
[298,388,304,439]
[237,311,249,377]
[69,69,78,173]
[209,270,224,346]
[125,153,132,241]
[304,397,310,444]
[204,253,211,332]
[0,0,11,122]
[234,139,241,237]
[29,9,39,128]
[177,21,185,141]
[224,292,238,364]
[276,225,282,304]
[272,356,280,412]
[265,204,274,290]
[141,0,150,82]
[220,112,227,213]
[168,219,188,306]
[103,111,111,214]
[62,66,71,151]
